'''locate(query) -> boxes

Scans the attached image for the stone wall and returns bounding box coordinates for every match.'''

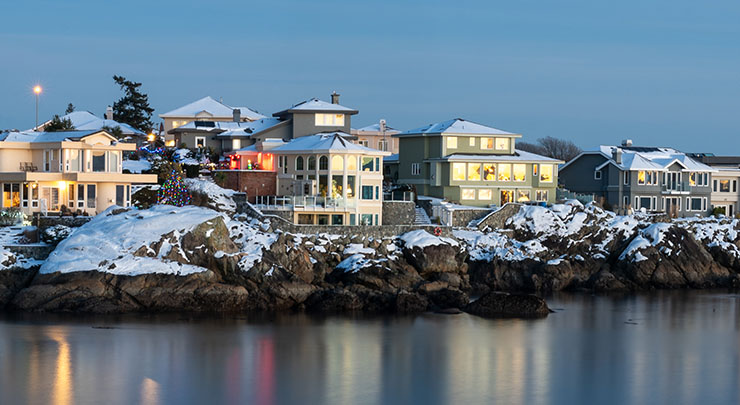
[475,203,523,230]
[382,201,416,225]
[450,209,492,227]
[6,244,55,260]
[261,210,292,222]
[216,170,277,201]
[35,215,93,231]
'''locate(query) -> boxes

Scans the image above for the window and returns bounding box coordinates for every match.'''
[478,189,492,200]
[43,150,51,171]
[624,172,630,185]
[195,137,206,148]
[689,197,703,211]
[362,186,373,200]
[535,190,548,202]
[540,165,553,182]
[331,214,344,225]
[357,140,369,147]
[500,190,514,204]
[318,215,330,225]
[296,156,304,171]
[452,163,466,181]
[469,137,476,147]
[734,180,738,193]
[67,149,82,172]
[347,176,356,199]
[22,184,28,208]
[517,190,531,202]
[108,151,119,173]
[87,184,96,209]
[533,164,538,177]
[347,156,357,171]
[349,214,356,226]
[319,156,328,170]
[483,164,496,181]
[375,158,380,172]
[461,189,475,200]
[467,163,481,181]
[299,214,314,224]
[689,172,696,186]
[446,136,457,149]
[232,139,241,150]
[92,151,106,172]
[481,138,493,150]
[639,197,652,210]
[498,164,511,181]
[411,163,421,176]
[713,180,718,192]
[703,173,709,186]
[638,171,646,185]
[77,184,84,208]
[513,164,526,182]
[375,186,380,200]
[116,185,125,207]
[68,184,75,207]
[331,156,344,171]
[360,214,373,226]
[308,156,316,170]
[624,195,630,208]
[720,180,731,192]
[362,157,374,172]
[2,183,20,208]
[315,113,345,126]
[594,170,602,180]
[319,175,328,196]
[378,139,389,151]
[495,138,510,151]
[331,175,343,198]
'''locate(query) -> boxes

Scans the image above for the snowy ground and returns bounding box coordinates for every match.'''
[122,159,152,173]
[0,226,44,271]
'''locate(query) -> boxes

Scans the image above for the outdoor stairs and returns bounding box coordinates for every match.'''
[414,207,432,225]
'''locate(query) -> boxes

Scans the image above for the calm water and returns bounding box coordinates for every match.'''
[1,291,739,405]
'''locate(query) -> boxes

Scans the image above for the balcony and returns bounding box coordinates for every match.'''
[254,195,357,211]
[661,182,691,194]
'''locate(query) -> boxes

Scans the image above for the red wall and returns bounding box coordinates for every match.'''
[219,171,277,201]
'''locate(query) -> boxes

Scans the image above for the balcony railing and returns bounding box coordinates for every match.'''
[19,162,38,172]
[661,182,692,193]
[254,195,357,211]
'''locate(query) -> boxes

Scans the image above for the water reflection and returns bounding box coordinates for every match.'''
[0,291,738,404]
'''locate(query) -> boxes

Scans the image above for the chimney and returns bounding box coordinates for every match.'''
[106,106,113,120]
[622,139,633,147]
[379,119,386,133]
[331,91,340,104]
[612,147,623,165]
[233,108,241,122]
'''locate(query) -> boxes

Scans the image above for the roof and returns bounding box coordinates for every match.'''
[0,129,112,143]
[396,118,519,137]
[434,150,563,163]
[216,118,285,138]
[159,96,264,120]
[169,120,251,134]
[50,111,146,136]
[588,145,715,172]
[353,122,400,133]
[691,155,740,168]
[270,132,390,155]
[384,153,399,163]
[273,98,358,116]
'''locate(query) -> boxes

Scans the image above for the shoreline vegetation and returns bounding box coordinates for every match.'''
[2,179,740,317]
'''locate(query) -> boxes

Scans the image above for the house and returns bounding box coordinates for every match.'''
[393,118,562,207]
[560,140,715,216]
[351,120,400,153]
[35,109,147,144]
[0,129,157,215]
[229,132,390,225]
[689,154,740,216]
[159,96,264,146]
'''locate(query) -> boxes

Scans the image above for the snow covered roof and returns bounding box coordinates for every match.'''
[273,98,358,116]
[385,153,399,162]
[159,96,264,120]
[353,122,400,133]
[593,145,715,172]
[396,118,519,137]
[435,150,563,163]
[50,111,146,136]
[217,118,285,138]
[0,129,111,143]
[271,132,390,155]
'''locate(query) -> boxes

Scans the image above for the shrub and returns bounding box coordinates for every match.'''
[41,225,73,244]
[0,208,23,226]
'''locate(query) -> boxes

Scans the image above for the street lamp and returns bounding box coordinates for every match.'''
[33,85,42,131]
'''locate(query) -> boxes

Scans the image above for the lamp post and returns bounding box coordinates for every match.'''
[33,85,42,131]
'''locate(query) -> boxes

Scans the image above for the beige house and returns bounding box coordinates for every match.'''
[234,132,390,225]
[351,120,400,154]
[159,96,264,146]
[0,129,157,215]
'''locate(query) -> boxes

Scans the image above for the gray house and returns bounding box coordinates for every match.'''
[560,140,715,217]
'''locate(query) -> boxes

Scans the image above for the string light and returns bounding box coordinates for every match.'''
[157,169,191,207]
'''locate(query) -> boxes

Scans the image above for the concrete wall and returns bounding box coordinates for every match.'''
[382,201,415,225]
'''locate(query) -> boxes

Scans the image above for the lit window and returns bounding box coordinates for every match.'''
[378,139,388,151]
[446,136,457,149]
[500,190,514,204]
[331,156,344,171]
[638,171,646,185]
[517,190,530,202]
[362,157,374,171]
[540,165,553,182]
[478,189,492,200]
[481,138,494,150]
[195,137,206,148]
[495,138,510,151]
[469,137,476,147]
[535,190,548,201]
[347,156,357,171]
[533,164,538,177]
[498,164,511,181]
[315,113,345,126]
[720,180,731,192]
[452,163,466,181]
[513,164,526,182]
[467,163,481,181]
[461,189,475,200]
[483,164,496,181]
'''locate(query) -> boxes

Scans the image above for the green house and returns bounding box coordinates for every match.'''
[393,118,562,207]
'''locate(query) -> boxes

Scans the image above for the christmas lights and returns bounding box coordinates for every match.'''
[157,169,191,207]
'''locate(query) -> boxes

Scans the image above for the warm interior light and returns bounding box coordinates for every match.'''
[57,181,66,189]
[147,133,156,142]
[33,85,42,94]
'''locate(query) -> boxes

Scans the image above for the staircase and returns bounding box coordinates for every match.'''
[414,207,432,225]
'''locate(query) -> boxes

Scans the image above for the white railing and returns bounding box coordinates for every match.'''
[253,195,357,211]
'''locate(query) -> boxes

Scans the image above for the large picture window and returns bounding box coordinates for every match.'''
[315,113,345,126]
[331,156,344,171]
[478,189,492,200]
[92,151,106,172]
[498,164,511,181]
[452,163,466,181]
[467,163,481,181]
[446,136,457,149]
[481,138,494,150]
[719,180,731,192]
[540,165,553,182]
[513,164,526,182]
[483,164,496,181]
[495,138,510,151]
[461,189,475,200]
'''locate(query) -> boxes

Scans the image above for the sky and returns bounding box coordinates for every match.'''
[1,0,739,153]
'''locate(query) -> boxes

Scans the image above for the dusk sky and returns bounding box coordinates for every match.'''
[1,0,739,153]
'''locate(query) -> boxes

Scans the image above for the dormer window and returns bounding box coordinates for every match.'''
[495,137,510,151]
[315,113,345,126]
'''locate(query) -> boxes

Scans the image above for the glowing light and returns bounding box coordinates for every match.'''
[57,181,66,189]
[147,133,155,142]
[33,85,42,94]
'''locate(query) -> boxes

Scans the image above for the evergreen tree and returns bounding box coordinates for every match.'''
[112,75,154,133]
[101,125,124,139]
[45,115,75,132]
[157,169,191,207]
[65,103,75,114]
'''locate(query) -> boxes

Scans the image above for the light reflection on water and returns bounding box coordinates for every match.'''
[0,291,738,405]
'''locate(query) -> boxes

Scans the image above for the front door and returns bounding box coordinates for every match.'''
[665,197,679,216]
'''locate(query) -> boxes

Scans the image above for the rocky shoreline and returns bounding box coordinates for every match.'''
[2,185,740,317]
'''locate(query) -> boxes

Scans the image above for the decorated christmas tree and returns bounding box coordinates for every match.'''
[157,169,191,206]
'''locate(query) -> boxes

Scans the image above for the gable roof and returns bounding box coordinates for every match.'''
[217,118,286,138]
[395,118,519,137]
[273,98,358,116]
[159,96,264,120]
[271,132,390,155]
[0,129,114,143]
[353,122,401,133]
[586,145,716,172]
[55,111,145,136]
